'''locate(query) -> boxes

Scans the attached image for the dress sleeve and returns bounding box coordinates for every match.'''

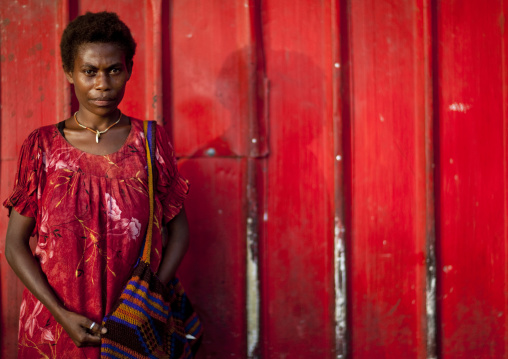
[3,129,42,218]
[154,125,189,224]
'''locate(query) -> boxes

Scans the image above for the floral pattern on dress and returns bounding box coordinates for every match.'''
[34,209,56,264]
[3,118,189,359]
[105,192,142,241]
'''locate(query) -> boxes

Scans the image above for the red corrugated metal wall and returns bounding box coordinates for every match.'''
[0,1,506,358]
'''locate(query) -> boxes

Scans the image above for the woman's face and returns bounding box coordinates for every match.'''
[65,42,132,118]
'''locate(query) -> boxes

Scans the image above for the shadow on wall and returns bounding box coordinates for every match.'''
[177,45,332,357]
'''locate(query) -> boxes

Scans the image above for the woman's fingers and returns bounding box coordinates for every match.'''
[57,310,107,347]
[82,331,101,346]
[86,320,107,336]
[71,318,103,347]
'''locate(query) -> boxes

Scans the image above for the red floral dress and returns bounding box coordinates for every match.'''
[3,118,189,358]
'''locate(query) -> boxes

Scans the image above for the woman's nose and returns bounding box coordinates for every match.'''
[94,72,110,90]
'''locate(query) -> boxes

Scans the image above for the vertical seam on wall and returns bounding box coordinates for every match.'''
[146,0,163,124]
[68,0,79,114]
[57,0,70,121]
[246,0,268,357]
[336,0,353,357]
[424,0,437,356]
[502,1,508,358]
[161,0,172,137]
[429,0,442,356]
[332,0,346,357]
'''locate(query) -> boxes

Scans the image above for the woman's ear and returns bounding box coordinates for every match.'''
[64,68,74,84]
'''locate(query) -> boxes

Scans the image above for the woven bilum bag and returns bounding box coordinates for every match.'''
[101,120,202,359]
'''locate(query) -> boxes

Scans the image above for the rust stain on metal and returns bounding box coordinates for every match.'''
[246,159,260,359]
[426,240,437,359]
[334,216,347,359]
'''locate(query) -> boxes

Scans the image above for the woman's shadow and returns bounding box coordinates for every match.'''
[175,46,327,358]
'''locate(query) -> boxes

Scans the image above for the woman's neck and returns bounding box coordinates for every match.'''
[75,108,122,131]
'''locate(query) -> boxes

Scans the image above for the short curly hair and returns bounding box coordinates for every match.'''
[60,11,136,72]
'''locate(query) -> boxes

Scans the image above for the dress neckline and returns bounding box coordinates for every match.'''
[55,117,137,157]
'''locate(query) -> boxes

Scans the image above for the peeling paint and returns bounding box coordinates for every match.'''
[334,216,347,358]
[426,237,437,359]
[443,265,453,273]
[246,216,259,358]
[448,102,471,113]
[246,160,260,358]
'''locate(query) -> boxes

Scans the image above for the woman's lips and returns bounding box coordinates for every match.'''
[91,99,115,107]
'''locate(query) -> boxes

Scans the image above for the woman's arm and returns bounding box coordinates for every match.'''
[5,209,106,347]
[156,207,190,284]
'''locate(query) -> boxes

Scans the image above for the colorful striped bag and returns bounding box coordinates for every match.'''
[101,120,203,359]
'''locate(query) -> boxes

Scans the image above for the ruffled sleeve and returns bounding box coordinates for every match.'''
[3,129,42,218]
[154,125,189,224]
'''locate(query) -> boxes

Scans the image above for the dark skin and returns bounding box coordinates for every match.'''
[5,42,189,348]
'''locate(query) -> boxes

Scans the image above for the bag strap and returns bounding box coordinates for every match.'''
[142,120,156,264]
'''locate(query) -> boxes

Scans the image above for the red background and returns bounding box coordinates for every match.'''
[0,1,506,358]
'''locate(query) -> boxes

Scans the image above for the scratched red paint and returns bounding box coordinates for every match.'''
[436,1,508,358]
[346,0,431,357]
[0,1,69,356]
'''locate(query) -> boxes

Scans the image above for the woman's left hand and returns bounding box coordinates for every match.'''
[54,308,107,347]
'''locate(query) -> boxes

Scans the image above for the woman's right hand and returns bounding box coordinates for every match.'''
[5,210,106,348]
[55,309,107,347]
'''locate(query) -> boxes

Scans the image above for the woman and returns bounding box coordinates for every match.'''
[4,11,195,358]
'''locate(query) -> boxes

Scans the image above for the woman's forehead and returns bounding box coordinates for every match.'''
[75,42,126,66]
